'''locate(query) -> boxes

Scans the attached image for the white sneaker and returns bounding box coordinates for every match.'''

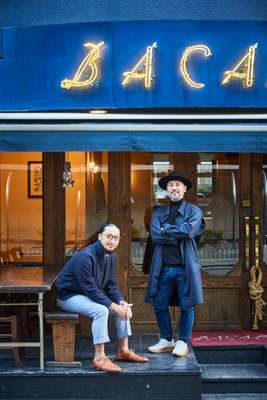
[172,340,189,357]
[148,338,175,353]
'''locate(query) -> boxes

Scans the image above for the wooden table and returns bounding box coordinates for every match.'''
[0,265,60,370]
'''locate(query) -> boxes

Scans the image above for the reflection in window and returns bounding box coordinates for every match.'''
[197,153,239,275]
[0,152,43,265]
[65,152,108,256]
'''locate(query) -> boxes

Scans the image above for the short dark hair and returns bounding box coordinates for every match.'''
[98,222,119,234]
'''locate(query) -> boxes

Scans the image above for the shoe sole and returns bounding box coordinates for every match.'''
[116,356,149,363]
[116,358,148,363]
[92,366,122,373]
[148,346,175,354]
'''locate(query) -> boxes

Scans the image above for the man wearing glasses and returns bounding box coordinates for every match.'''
[54,223,148,373]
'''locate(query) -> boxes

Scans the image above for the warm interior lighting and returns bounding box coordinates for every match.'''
[89,110,107,114]
[61,41,105,90]
[88,162,95,169]
[180,44,212,89]
[87,161,99,173]
[122,42,157,88]
[222,43,258,88]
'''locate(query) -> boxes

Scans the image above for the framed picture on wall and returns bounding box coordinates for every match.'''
[28,161,42,198]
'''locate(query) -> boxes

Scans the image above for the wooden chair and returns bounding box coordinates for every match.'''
[0,250,12,264]
[9,246,24,261]
[0,315,23,368]
[0,246,24,264]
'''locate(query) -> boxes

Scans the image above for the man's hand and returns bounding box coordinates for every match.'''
[110,303,129,320]
[118,300,133,319]
[161,223,172,235]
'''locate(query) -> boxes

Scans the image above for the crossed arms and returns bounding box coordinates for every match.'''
[151,206,204,245]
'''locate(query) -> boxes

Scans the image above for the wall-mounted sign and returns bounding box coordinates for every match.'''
[28,161,42,198]
[60,41,257,91]
[1,21,267,110]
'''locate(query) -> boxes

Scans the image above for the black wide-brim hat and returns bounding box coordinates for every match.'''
[158,171,193,190]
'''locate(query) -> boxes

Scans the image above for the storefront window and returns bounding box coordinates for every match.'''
[131,153,172,273]
[131,152,239,276]
[65,152,108,256]
[0,152,43,264]
[197,153,239,275]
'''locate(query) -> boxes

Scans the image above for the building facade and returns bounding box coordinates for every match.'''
[1,0,267,333]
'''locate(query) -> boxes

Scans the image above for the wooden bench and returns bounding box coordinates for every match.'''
[0,315,23,368]
[45,312,82,367]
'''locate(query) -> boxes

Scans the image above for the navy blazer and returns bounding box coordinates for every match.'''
[54,240,123,308]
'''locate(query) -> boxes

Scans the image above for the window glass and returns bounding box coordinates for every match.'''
[130,152,239,276]
[197,153,239,275]
[131,153,172,273]
[0,152,43,265]
[65,152,108,256]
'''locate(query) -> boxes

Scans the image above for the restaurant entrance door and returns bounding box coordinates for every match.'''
[110,152,266,332]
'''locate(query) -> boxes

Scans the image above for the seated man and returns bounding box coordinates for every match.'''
[54,223,148,373]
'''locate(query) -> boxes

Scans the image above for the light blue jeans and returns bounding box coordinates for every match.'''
[58,295,132,345]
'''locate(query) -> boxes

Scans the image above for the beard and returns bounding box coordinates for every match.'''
[168,192,183,202]
[104,248,115,255]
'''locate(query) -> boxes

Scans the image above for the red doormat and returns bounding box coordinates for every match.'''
[191,330,267,346]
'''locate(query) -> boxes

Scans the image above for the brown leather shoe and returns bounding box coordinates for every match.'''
[92,357,122,373]
[116,349,149,363]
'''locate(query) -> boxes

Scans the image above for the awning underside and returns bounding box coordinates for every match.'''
[0,130,266,152]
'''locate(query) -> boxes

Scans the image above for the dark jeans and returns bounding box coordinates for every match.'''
[153,266,195,342]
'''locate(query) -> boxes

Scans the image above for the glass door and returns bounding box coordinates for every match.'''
[127,152,263,331]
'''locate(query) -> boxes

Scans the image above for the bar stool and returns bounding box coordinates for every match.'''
[45,312,82,367]
[0,315,23,367]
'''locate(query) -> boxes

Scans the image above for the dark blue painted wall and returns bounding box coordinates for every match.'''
[1,0,267,28]
[2,21,267,111]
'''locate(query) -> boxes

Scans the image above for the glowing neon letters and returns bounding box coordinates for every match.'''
[61,42,105,89]
[180,45,212,89]
[61,42,259,91]
[222,43,258,88]
[122,42,157,88]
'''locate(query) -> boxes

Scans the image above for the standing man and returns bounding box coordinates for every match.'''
[54,223,148,373]
[145,171,205,357]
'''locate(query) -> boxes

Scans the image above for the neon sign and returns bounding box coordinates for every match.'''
[122,42,157,88]
[222,43,258,88]
[61,42,105,89]
[180,45,212,89]
[61,42,258,91]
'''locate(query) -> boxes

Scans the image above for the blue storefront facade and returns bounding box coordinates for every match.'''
[0,1,267,333]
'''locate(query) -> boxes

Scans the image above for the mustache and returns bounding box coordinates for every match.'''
[165,191,182,199]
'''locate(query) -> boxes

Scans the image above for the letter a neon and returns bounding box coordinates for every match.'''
[122,43,157,88]
[222,43,258,88]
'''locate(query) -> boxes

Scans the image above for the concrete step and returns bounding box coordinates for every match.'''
[0,350,201,400]
[201,363,267,393]
[202,395,267,400]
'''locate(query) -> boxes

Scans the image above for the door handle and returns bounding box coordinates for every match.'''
[248,216,266,330]
[244,216,250,269]
[254,216,260,268]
